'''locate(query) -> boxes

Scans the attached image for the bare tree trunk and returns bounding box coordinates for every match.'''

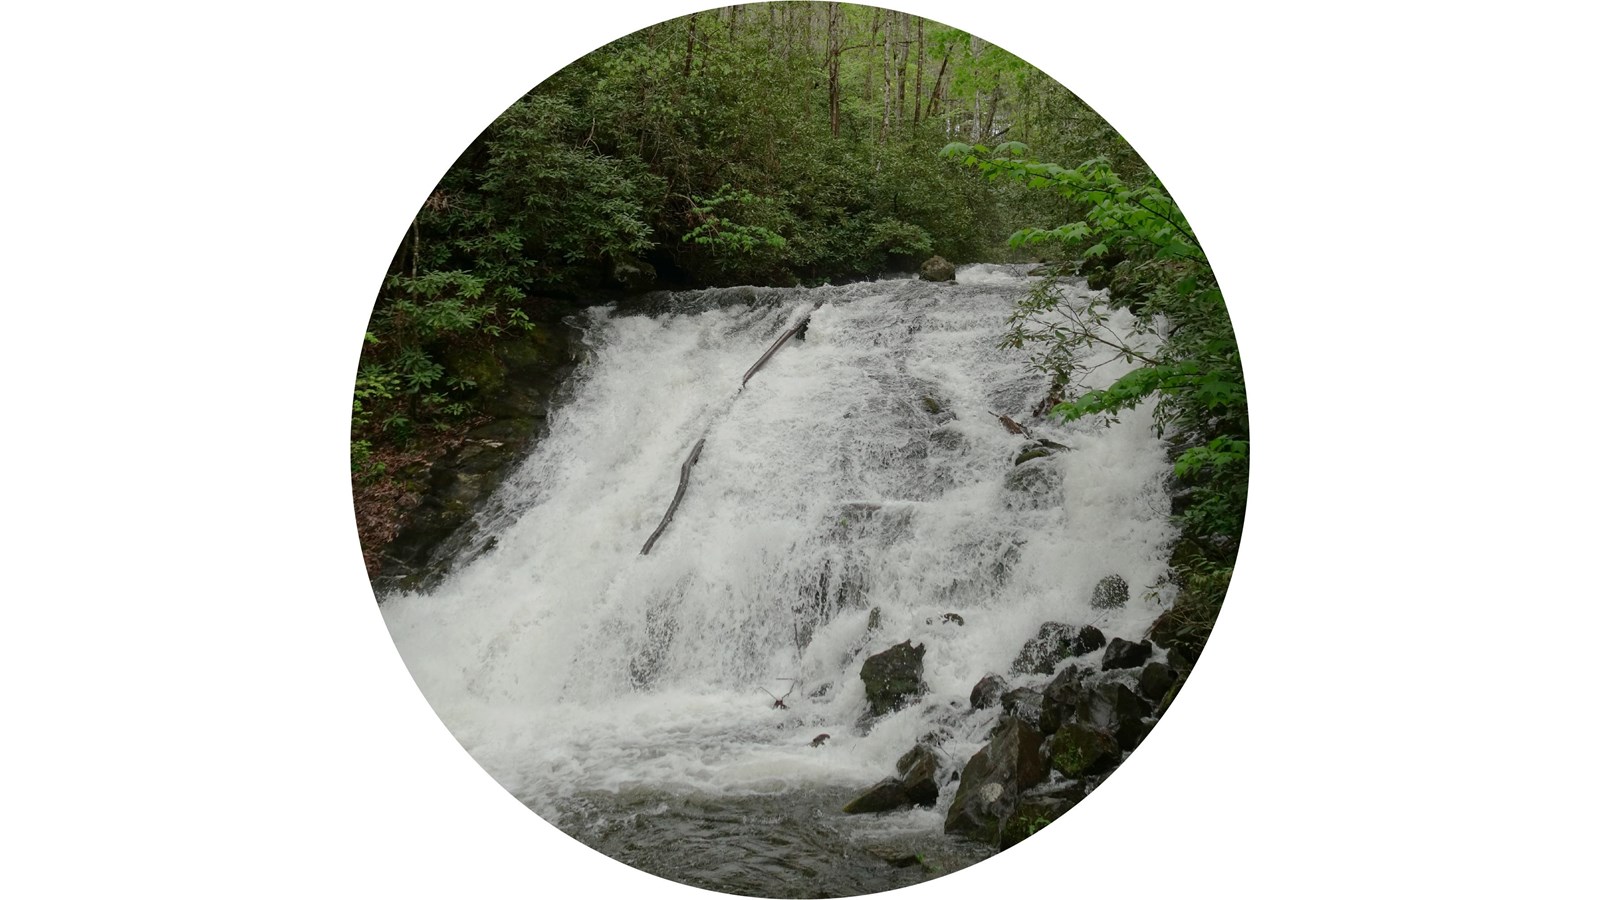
[982,86,1000,139]
[864,8,881,102]
[895,12,908,127]
[921,47,949,125]
[913,17,925,126]
[684,13,697,78]
[969,34,985,141]
[827,3,841,137]
[881,16,892,142]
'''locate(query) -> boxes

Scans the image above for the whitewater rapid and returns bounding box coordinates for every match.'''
[381,264,1176,830]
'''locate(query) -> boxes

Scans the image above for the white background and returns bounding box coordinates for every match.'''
[3,1,1596,897]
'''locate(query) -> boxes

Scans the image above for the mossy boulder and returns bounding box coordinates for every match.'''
[999,785,1087,847]
[860,640,926,716]
[1048,723,1121,778]
[919,255,957,281]
[1136,662,1178,702]
[442,345,507,396]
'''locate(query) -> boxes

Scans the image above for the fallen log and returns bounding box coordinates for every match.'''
[640,437,706,555]
[989,411,1031,438]
[741,310,813,387]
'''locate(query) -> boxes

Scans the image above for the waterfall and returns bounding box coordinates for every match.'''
[380,264,1176,837]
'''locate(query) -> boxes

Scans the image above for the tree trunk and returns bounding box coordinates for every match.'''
[894,12,908,127]
[827,3,841,137]
[913,17,925,126]
[881,16,892,142]
[684,13,696,78]
[922,47,950,125]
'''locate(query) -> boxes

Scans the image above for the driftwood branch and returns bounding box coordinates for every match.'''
[741,311,813,387]
[989,411,1031,438]
[640,437,706,555]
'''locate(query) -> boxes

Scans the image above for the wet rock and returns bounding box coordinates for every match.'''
[1011,623,1106,675]
[896,744,941,807]
[1013,438,1067,467]
[860,640,926,716]
[920,256,956,282]
[1000,784,1088,847]
[611,257,657,290]
[811,733,831,748]
[1003,458,1060,504]
[1156,673,1187,718]
[1090,574,1130,610]
[944,717,1047,843]
[1116,718,1156,751]
[1071,625,1107,656]
[999,686,1044,729]
[926,612,964,626]
[1136,662,1177,702]
[1165,645,1196,674]
[1076,683,1153,751]
[1039,665,1089,735]
[1014,447,1054,466]
[1048,723,1122,778]
[970,674,1007,710]
[1101,637,1153,670]
[1011,623,1068,675]
[373,315,583,594]
[843,778,913,814]
[866,607,882,633]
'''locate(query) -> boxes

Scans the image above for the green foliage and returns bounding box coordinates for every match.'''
[945,142,1247,554]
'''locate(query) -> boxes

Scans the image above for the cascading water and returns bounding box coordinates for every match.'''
[381,264,1177,894]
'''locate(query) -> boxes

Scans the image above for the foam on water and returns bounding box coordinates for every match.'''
[381,264,1176,828]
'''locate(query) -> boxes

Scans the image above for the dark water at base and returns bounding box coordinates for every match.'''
[546,787,996,897]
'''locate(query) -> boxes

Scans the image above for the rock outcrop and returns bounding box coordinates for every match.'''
[860,641,926,717]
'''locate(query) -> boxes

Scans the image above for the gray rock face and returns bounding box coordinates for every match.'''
[944,717,1046,843]
[860,640,926,716]
[970,673,1008,710]
[1101,637,1154,670]
[920,255,957,281]
[896,744,941,807]
[1076,682,1153,751]
[843,778,913,814]
[1039,665,1089,735]
[1136,662,1177,702]
[999,686,1044,729]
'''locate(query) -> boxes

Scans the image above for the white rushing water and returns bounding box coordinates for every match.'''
[382,264,1176,832]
